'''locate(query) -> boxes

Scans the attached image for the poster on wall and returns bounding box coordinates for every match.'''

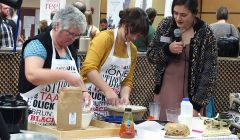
[135,0,152,10]
[164,0,173,17]
[40,0,66,25]
[107,0,131,29]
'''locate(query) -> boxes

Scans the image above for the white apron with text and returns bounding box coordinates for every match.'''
[86,29,131,118]
[21,32,79,125]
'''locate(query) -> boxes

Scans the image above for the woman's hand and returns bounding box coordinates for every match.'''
[119,96,130,105]
[169,41,185,54]
[63,71,85,87]
[119,86,131,105]
[193,108,203,117]
[104,90,119,106]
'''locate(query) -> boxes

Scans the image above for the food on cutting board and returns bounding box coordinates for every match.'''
[164,123,190,137]
[202,118,231,137]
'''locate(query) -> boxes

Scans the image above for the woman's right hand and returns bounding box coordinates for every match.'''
[169,41,185,54]
[104,90,119,106]
[63,71,85,87]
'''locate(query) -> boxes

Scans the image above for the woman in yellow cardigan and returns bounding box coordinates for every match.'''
[81,7,149,117]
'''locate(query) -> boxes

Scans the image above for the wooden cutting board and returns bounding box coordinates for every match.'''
[28,120,120,139]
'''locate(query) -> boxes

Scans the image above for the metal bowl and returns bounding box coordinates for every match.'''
[10,133,57,140]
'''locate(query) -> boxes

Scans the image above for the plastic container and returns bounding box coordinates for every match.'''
[119,108,135,138]
[178,98,193,130]
[180,98,193,116]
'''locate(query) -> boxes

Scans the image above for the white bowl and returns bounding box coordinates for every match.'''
[81,111,94,128]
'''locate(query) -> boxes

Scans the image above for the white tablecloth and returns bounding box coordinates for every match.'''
[80,130,238,140]
[81,121,238,140]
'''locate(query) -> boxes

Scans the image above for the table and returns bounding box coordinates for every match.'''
[79,131,238,140]
[82,120,239,140]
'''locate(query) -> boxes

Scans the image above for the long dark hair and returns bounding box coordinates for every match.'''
[118,7,149,37]
[171,0,198,15]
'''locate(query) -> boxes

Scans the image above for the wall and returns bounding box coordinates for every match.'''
[22,0,40,8]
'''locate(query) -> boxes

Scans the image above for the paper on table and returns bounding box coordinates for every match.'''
[135,121,165,139]
[135,121,164,132]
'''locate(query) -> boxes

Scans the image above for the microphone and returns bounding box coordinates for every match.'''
[174,28,182,42]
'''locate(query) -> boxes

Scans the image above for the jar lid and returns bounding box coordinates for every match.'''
[182,98,190,101]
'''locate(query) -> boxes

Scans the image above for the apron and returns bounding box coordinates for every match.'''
[86,29,131,118]
[21,31,79,126]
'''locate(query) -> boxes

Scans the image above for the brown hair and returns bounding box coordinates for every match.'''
[118,7,149,37]
[39,20,48,32]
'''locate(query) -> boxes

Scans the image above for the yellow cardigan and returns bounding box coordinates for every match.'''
[81,30,137,88]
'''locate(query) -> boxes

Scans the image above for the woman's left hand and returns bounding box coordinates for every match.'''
[119,97,130,105]
[119,86,131,105]
[193,108,203,117]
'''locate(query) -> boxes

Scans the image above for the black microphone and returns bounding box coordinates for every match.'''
[174,28,182,42]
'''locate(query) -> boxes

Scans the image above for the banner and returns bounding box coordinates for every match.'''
[40,0,66,25]
[135,0,152,11]
[107,0,125,29]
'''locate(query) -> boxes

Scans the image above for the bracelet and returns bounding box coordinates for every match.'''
[82,90,89,93]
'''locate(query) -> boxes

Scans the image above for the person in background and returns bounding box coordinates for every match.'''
[81,8,100,38]
[18,6,92,126]
[0,1,22,139]
[133,7,157,52]
[210,7,239,39]
[38,20,48,34]
[0,3,14,49]
[81,7,149,118]
[237,24,240,33]
[147,0,217,120]
[8,7,24,46]
[146,8,157,25]
[50,10,56,21]
[45,10,57,31]
[72,0,86,14]
[238,24,240,55]
[208,7,239,116]
[72,0,87,50]
[99,18,108,31]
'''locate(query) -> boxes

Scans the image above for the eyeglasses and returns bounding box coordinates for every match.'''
[64,30,81,38]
